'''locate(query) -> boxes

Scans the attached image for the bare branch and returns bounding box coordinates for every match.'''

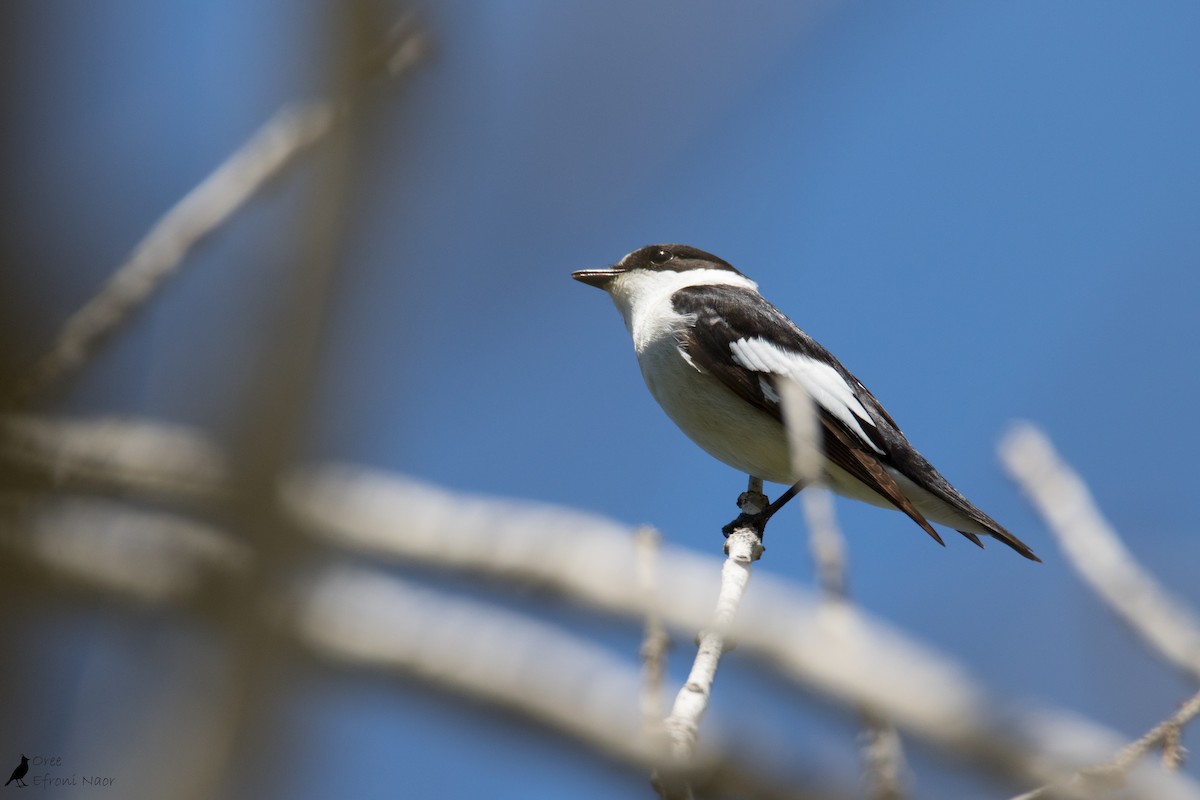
[779,378,848,601]
[293,565,659,766]
[281,464,1200,798]
[1013,686,1200,800]
[291,564,855,800]
[667,526,762,756]
[6,21,430,408]
[1105,687,1200,774]
[8,104,332,407]
[999,423,1200,681]
[780,379,907,799]
[0,414,229,502]
[656,482,765,799]
[860,711,908,800]
[3,421,1197,798]
[0,494,248,603]
[636,525,670,740]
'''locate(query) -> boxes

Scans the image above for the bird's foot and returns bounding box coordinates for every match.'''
[720,480,805,539]
[722,487,772,538]
[721,510,767,537]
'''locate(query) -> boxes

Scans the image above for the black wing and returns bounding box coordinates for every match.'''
[671,284,1039,560]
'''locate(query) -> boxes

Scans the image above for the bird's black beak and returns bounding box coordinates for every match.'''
[571,267,622,289]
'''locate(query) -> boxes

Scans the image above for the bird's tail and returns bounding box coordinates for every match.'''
[955,524,1040,562]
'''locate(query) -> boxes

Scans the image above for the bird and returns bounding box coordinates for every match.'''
[5,754,29,787]
[572,244,1038,561]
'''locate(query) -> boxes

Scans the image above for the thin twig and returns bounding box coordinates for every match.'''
[1103,687,1200,774]
[154,17,431,800]
[779,378,849,601]
[656,480,765,798]
[999,423,1200,682]
[1012,686,1200,799]
[6,20,429,409]
[803,488,849,602]
[7,104,333,407]
[636,525,670,741]
[860,711,908,800]
[1001,423,1200,798]
[780,379,909,799]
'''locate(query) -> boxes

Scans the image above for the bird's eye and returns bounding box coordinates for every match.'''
[649,248,673,265]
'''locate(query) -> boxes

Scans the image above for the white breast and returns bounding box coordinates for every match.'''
[604,268,796,482]
[637,331,796,481]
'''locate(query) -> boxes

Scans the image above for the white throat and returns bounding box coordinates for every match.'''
[605,268,759,351]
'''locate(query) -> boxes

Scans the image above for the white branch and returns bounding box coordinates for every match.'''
[0,494,249,603]
[292,565,857,800]
[663,521,762,762]
[635,526,670,739]
[860,712,908,800]
[779,378,849,601]
[4,419,1197,797]
[0,414,229,501]
[1012,686,1200,799]
[999,422,1200,681]
[781,378,906,799]
[281,463,1200,798]
[655,484,765,799]
[292,564,660,765]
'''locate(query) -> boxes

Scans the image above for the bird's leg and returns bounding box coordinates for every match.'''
[721,477,805,539]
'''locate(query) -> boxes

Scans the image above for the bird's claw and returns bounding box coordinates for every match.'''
[724,485,772,537]
[722,510,769,538]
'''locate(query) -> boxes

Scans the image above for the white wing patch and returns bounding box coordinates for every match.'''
[729,337,883,453]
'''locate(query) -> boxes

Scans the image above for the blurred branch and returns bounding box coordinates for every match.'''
[780,379,908,800]
[636,526,670,741]
[860,713,908,800]
[150,13,431,800]
[7,103,332,407]
[4,18,429,409]
[292,565,853,800]
[294,565,660,766]
[1001,422,1200,797]
[0,414,229,503]
[2,418,1198,796]
[0,493,248,604]
[999,423,1200,682]
[1104,687,1200,774]
[280,464,1200,798]
[1013,686,1200,800]
[779,378,849,607]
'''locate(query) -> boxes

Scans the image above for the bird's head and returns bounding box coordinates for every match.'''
[572,244,753,328]
[572,244,743,290]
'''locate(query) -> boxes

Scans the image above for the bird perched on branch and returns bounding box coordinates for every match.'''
[573,244,1038,561]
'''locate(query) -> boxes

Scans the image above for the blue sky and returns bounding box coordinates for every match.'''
[5,1,1200,798]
